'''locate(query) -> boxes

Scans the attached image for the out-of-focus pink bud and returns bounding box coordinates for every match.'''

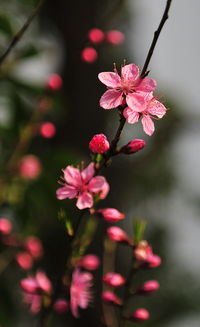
[20,277,38,294]
[47,74,62,91]
[80,254,100,270]
[53,299,68,314]
[0,218,12,235]
[25,236,43,259]
[139,280,160,294]
[99,181,110,200]
[81,47,98,63]
[40,122,56,139]
[23,293,41,314]
[103,272,125,287]
[88,28,104,43]
[121,139,146,154]
[102,291,122,306]
[106,30,125,45]
[147,254,162,268]
[107,226,132,245]
[89,134,110,154]
[97,208,125,222]
[36,271,52,294]
[134,241,153,261]
[18,155,42,180]
[16,252,33,270]
[130,308,150,321]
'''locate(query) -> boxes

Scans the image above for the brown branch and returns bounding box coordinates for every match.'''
[0,0,44,67]
[141,0,173,77]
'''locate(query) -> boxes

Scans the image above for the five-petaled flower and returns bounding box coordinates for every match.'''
[98,63,156,110]
[56,162,108,210]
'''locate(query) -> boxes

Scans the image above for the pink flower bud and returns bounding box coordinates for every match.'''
[99,181,110,199]
[139,280,160,293]
[107,226,132,245]
[134,241,153,261]
[88,28,104,43]
[89,134,110,154]
[47,74,62,91]
[131,308,150,321]
[20,277,38,294]
[0,218,12,235]
[147,254,162,268]
[106,30,125,45]
[97,208,125,222]
[25,236,43,259]
[81,47,98,63]
[80,254,100,270]
[36,271,52,294]
[53,299,68,314]
[16,252,33,270]
[103,272,125,287]
[18,155,42,180]
[40,122,56,138]
[102,291,122,306]
[121,139,146,154]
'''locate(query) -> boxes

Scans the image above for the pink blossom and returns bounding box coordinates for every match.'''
[107,226,132,245]
[47,74,62,91]
[147,254,162,268]
[16,252,33,270]
[36,271,52,293]
[106,30,125,45]
[23,293,41,314]
[0,218,12,235]
[81,47,98,63]
[139,280,160,293]
[98,63,156,109]
[25,236,43,259]
[56,162,108,210]
[123,92,167,136]
[121,139,146,154]
[130,308,150,321]
[80,254,100,270]
[102,291,122,306]
[89,134,110,153]
[134,241,153,261]
[70,268,93,318]
[53,299,69,314]
[20,277,38,294]
[99,180,110,199]
[88,28,104,43]
[103,272,125,287]
[97,208,125,222]
[40,122,56,138]
[18,155,42,179]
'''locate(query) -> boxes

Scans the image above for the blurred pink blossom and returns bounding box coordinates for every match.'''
[106,30,125,45]
[102,291,122,306]
[53,299,68,314]
[88,28,104,43]
[81,47,98,63]
[40,122,56,138]
[103,272,125,287]
[18,155,42,180]
[97,208,125,222]
[80,254,100,271]
[25,236,43,259]
[107,226,132,245]
[47,73,62,91]
[0,218,12,235]
[16,252,33,270]
[130,308,150,321]
[139,280,160,293]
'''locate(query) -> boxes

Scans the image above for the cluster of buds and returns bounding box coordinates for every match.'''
[81,28,124,63]
[16,236,43,270]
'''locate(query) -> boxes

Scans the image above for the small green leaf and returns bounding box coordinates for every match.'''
[133,219,147,245]
[65,220,74,236]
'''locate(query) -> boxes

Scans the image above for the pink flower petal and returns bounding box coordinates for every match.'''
[99,181,110,199]
[142,115,155,136]
[88,176,106,193]
[76,192,93,209]
[98,72,121,88]
[63,166,82,187]
[56,185,77,200]
[121,64,139,81]
[81,162,95,184]
[148,100,167,118]
[100,89,123,109]
[123,107,140,124]
[135,78,156,92]
[126,93,146,112]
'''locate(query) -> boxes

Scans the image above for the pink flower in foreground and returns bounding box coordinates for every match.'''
[102,291,122,306]
[0,218,12,235]
[56,162,108,210]
[123,92,167,136]
[80,254,100,270]
[25,236,43,259]
[70,268,93,318]
[18,155,42,180]
[121,139,146,154]
[103,272,125,287]
[97,208,125,222]
[88,28,104,43]
[98,63,156,109]
[89,134,110,153]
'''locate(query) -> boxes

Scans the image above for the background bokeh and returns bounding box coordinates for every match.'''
[0,0,200,326]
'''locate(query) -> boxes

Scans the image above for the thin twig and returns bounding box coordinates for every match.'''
[141,0,173,77]
[0,0,44,67]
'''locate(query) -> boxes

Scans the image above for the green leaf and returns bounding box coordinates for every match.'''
[0,15,13,37]
[133,219,147,245]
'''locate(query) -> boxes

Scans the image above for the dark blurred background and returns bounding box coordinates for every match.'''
[0,0,200,326]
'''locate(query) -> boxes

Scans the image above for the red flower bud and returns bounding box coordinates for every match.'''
[121,139,146,154]
[89,134,110,154]
[103,272,125,287]
[102,291,122,306]
[130,308,150,321]
[138,280,160,294]
[97,208,125,222]
[147,254,162,268]
[80,254,100,270]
